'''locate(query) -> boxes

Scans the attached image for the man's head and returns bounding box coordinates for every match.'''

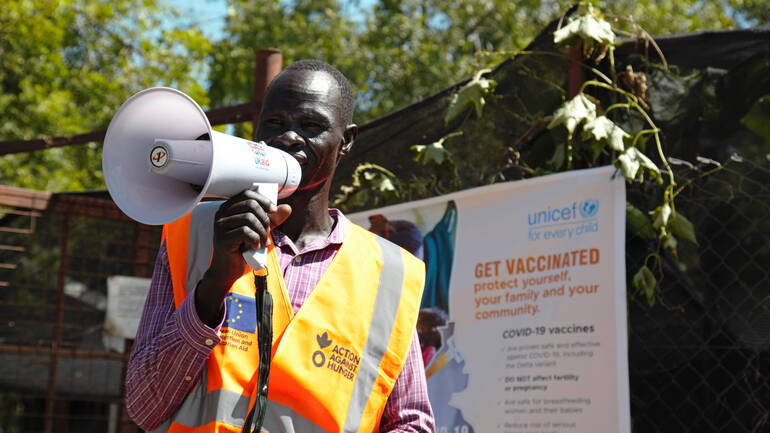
[281,59,355,125]
[257,60,357,194]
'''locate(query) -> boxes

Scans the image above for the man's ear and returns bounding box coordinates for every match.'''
[339,123,358,159]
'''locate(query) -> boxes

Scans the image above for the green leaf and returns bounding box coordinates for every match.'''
[583,116,630,151]
[549,142,566,170]
[376,176,396,192]
[411,132,461,166]
[651,203,672,231]
[741,94,770,143]
[444,69,497,125]
[626,203,656,240]
[632,265,657,307]
[664,232,679,258]
[547,93,597,139]
[670,212,698,245]
[332,162,401,210]
[615,147,661,183]
[411,142,448,165]
[553,8,615,53]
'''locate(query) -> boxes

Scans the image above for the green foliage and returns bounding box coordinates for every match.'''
[617,146,661,182]
[209,0,764,126]
[547,94,597,139]
[626,203,656,241]
[2,0,765,192]
[332,163,400,209]
[337,4,725,307]
[583,116,629,152]
[411,132,461,166]
[669,211,698,246]
[0,0,211,192]
[553,5,615,59]
[444,70,497,125]
[207,0,357,111]
[741,95,770,144]
[632,265,656,306]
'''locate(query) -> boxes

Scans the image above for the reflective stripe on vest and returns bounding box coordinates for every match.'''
[344,235,403,432]
[161,204,425,433]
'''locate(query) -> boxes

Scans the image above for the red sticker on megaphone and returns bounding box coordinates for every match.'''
[150,146,168,168]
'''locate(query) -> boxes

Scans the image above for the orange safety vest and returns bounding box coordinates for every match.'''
[154,202,425,433]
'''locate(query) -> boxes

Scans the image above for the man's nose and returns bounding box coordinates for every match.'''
[270,130,304,150]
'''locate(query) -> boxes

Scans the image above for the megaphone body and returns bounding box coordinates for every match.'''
[102,87,301,269]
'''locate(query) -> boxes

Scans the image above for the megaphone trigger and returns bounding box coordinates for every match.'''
[241,182,280,271]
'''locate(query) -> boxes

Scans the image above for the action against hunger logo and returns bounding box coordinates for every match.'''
[311,331,361,381]
[312,332,333,367]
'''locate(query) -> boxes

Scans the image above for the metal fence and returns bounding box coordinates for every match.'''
[0,156,768,432]
[0,190,159,433]
[626,156,770,432]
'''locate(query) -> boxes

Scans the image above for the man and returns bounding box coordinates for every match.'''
[125,59,435,433]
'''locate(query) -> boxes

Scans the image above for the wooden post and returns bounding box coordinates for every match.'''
[44,213,71,433]
[252,49,283,140]
[568,48,585,99]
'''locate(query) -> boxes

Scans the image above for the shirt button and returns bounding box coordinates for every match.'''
[294,256,302,264]
[184,375,192,381]
[205,338,214,346]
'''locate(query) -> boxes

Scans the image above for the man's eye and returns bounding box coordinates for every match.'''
[303,122,324,134]
[264,119,283,127]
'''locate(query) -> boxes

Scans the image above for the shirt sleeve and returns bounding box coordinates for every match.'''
[125,241,224,430]
[379,331,436,432]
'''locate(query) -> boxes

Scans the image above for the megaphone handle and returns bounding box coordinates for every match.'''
[241,183,279,271]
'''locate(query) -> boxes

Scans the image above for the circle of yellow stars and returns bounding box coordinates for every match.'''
[225,294,244,325]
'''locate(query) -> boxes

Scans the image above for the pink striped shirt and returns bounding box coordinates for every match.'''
[126,209,434,432]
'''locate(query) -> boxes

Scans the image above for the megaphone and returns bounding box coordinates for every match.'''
[102,87,301,269]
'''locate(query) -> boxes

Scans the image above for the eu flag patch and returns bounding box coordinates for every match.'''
[224,293,257,333]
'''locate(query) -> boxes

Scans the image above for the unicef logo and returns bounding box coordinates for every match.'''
[579,199,599,218]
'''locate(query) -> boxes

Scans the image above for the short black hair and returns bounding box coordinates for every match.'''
[280,59,355,125]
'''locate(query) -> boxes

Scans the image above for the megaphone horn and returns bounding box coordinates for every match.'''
[102,87,301,269]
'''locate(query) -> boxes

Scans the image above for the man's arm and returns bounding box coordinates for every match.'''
[125,242,223,430]
[379,332,436,432]
[127,188,288,429]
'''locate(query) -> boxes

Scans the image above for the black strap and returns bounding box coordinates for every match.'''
[242,273,273,433]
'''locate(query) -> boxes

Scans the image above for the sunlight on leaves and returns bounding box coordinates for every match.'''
[554,7,615,56]
[547,94,597,139]
[583,116,630,151]
[411,131,461,166]
[444,69,497,125]
[651,203,672,231]
[616,146,661,182]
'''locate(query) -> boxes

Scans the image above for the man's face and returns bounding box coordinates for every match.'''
[257,69,351,191]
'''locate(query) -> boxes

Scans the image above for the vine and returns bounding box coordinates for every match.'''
[334,4,719,307]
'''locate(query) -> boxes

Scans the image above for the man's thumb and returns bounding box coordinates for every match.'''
[269,204,292,227]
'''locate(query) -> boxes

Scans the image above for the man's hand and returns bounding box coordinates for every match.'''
[195,187,291,327]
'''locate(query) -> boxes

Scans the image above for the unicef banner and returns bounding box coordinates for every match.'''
[349,166,630,433]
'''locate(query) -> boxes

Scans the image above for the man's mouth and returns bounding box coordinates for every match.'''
[288,150,308,165]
